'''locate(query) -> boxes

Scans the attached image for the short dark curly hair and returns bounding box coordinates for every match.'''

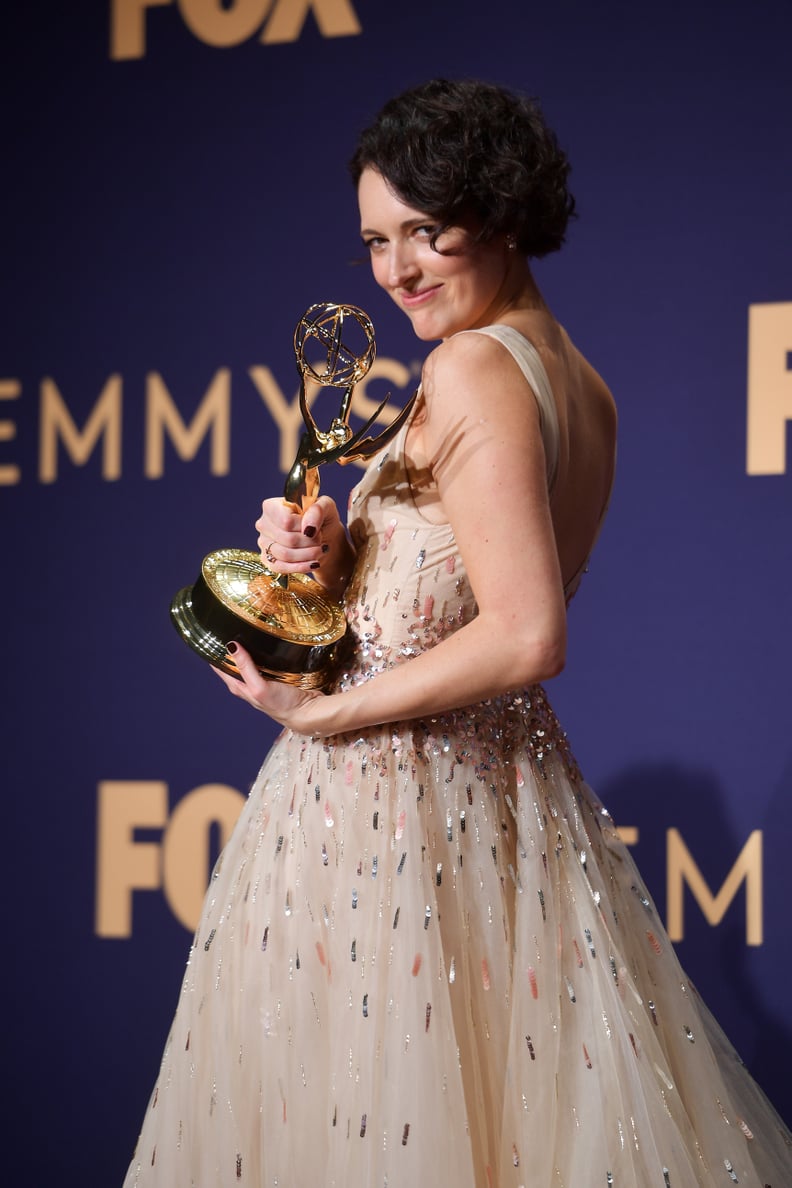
[349,78,576,258]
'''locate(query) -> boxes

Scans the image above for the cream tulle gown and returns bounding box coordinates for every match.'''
[125,327,791,1186]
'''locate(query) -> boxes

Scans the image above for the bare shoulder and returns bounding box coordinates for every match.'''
[421,329,537,411]
[424,330,511,374]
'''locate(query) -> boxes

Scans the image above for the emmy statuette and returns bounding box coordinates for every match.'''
[170,303,417,689]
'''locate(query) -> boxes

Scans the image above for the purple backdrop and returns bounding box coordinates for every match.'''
[2,1,791,1182]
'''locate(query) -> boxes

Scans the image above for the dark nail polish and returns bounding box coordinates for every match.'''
[322,544,329,553]
[226,641,238,654]
[304,525,317,538]
[310,562,321,570]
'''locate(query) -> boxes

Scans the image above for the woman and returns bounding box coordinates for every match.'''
[125,80,791,1186]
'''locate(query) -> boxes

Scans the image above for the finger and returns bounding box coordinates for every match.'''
[257,515,321,560]
[259,536,282,571]
[259,499,301,533]
[302,496,339,538]
[226,641,278,699]
[227,639,254,674]
[258,546,325,575]
[212,645,270,713]
[256,529,293,570]
[300,503,325,539]
[255,500,301,542]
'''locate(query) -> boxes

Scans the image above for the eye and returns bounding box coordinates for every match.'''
[362,235,386,252]
[414,224,437,240]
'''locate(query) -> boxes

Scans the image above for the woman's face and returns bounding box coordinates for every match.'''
[357,167,518,341]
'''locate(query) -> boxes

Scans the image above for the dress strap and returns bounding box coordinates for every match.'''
[461,324,560,490]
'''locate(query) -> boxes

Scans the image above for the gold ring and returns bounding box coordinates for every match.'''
[265,541,276,565]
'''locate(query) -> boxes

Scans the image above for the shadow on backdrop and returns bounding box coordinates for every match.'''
[599,760,792,1127]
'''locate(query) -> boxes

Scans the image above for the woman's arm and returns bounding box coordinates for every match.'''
[224,332,567,731]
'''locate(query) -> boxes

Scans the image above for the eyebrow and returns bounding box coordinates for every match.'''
[359,217,433,237]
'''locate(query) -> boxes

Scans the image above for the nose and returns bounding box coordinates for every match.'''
[387,241,419,288]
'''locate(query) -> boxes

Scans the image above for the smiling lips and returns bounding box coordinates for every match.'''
[400,285,442,308]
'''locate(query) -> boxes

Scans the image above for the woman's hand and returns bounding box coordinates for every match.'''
[255,496,330,575]
[255,495,355,600]
[214,494,356,733]
[214,642,327,733]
